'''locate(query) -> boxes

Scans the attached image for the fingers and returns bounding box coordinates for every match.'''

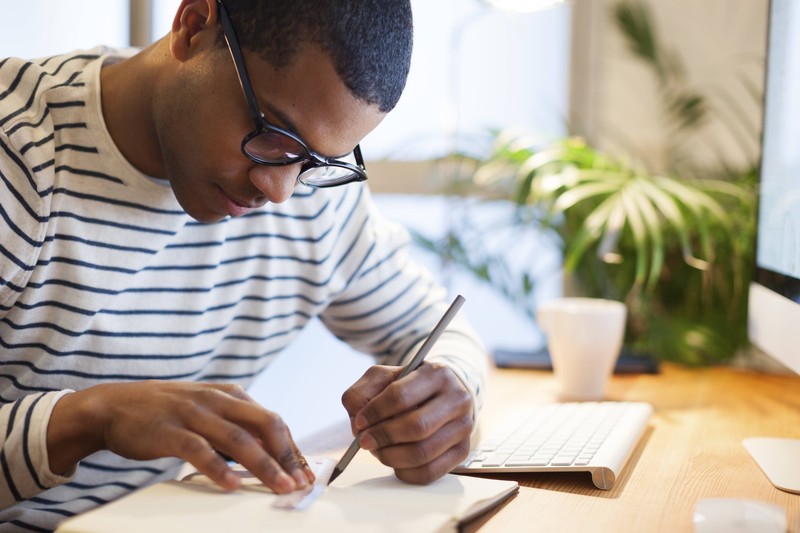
[353,363,469,433]
[99,381,314,494]
[162,426,241,491]
[344,363,475,484]
[395,442,472,485]
[184,406,299,494]
[199,387,315,492]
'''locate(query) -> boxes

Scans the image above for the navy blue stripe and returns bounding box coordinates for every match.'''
[0,401,23,502]
[31,159,54,173]
[19,132,54,155]
[39,256,136,274]
[47,100,85,109]
[55,164,122,184]
[0,450,22,503]
[52,210,177,236]
[38,54,57,68]
[6,255,380,304]
[165,223,334,249]
[219,323,304,343]
[0,332,219,360]
[1,308,311,339]
[4,398,22,437]
[0,60,32,102]
[0,277,24,296]
[0,317,306,361]
[0,54,98,128]
[81,460,165,475]
[53,122,87,131]
[0,363,200,382]
[55,143,98,154]
[210,347,282,362]
[8,298,95,316]
[5,107,50,136]
[54,187,185,215]
[65,480,139,491]
[144,251,328,271]
[0,133,43,194]
[0,242,35,270]
[22,393,49,490]
[52,233,157,254]
[7,520,50,532]
[23,277,118,296]
[0,198,44,247]
[26,506,76,518]
[29,494,108,506]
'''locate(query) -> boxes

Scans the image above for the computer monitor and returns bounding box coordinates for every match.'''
[744,0,800,494]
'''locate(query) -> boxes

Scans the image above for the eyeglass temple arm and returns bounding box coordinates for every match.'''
[216,0,263,124]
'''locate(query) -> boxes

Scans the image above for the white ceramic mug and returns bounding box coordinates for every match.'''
[536,298,627,401]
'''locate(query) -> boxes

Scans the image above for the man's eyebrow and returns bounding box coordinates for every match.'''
[263,101,301,136]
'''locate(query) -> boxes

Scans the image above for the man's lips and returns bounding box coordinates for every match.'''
[216,186,263,217]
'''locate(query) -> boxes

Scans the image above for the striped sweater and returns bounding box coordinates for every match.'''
[0,48,487,531]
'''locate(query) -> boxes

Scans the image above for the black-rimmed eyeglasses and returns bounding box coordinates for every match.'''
[216,0,368,188]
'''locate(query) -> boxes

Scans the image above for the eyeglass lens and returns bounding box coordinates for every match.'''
[245,130,306,162]
[300,152,360,186]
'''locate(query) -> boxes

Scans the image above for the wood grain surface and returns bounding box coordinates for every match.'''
[462,363,800,533]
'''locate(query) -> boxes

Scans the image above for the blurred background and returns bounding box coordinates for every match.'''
[0,0,770,441]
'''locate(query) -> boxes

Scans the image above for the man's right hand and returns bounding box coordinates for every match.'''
[46,381,314,493]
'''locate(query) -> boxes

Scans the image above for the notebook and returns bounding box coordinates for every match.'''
[55,457,518,533]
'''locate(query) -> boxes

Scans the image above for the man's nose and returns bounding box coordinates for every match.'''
[249,164,300,204]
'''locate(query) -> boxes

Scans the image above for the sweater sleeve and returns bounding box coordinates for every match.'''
[0,391,77,509]
[320,187,489,415]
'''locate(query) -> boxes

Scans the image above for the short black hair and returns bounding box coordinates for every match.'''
[219,0,413,113]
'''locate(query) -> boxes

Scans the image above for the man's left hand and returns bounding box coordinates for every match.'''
[341,363,473,484]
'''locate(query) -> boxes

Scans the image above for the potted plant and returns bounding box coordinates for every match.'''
[415,0,760,365]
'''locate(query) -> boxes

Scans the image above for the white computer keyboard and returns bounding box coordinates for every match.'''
[453,401,653,489]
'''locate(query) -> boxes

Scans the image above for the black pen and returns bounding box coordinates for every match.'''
[327,294,466,485]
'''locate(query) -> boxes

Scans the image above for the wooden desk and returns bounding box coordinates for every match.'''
[464,363,800,533]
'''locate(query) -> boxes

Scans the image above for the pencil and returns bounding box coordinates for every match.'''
[327,294,466,485]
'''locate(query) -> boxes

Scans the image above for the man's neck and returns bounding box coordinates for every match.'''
[100,41,167,180]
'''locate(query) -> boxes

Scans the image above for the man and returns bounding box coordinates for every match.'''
[0,0,488,530]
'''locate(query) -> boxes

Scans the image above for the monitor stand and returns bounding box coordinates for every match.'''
[743,437,800,494]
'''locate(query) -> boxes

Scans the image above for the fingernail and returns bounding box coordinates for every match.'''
[223,470,240,490]
[304,464,316,483]
[359,433,377,451]
[355,413,368,431]
[292,468,308,489]
[277,471,296,493]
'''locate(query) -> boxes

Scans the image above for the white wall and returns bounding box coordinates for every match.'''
[0,1,129,58]
[579,0,768,172]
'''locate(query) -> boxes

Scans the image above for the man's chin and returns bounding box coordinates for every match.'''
[175,198,228,224]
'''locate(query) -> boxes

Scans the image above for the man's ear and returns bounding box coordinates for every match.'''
[169,0,219,62]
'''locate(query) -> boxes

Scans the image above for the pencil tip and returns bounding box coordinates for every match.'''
[327,468,341,486]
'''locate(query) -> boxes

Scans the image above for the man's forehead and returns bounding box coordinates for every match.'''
[244,47,385,157]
